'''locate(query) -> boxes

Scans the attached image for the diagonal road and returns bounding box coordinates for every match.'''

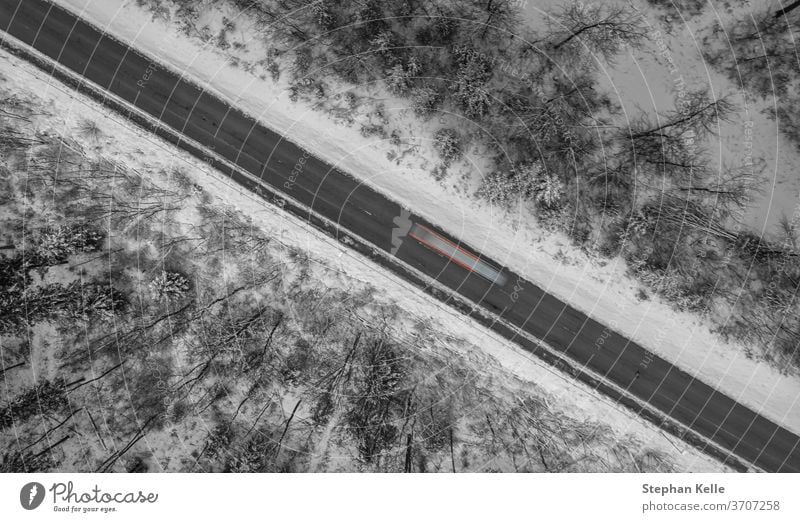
[1,0,798,472]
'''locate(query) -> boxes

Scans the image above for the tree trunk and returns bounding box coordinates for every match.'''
[775,0,800,18]
[404,434,413,473]
[481,0,496,39]
[449,428,456,472]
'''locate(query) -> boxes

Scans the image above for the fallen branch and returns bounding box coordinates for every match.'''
[95,413,160,473]
[20,408,83,453]
[274,399,302,463]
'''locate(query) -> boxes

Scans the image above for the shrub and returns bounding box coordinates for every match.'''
[476,162,557,208]
[534,174,564,209]
[77,119,103,143]
[452,47,493,118]
[149,271,191,301]
[433,128,462,164]
[312,0,336,29]
[360,124,385,138]
[386,59,421,94]
[410,87,441,117]
[0,378,69,430]
[35,223,104,265]
[72,283,127,319]
[292,50,312,77]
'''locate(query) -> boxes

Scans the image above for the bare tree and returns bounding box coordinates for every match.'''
[629,90,736,140]
[705,8,799,98]
[77,119,103,143]
[550,2,648,61]
[474,0,521,40]
[675,164,763,217]
[618,90,735,181]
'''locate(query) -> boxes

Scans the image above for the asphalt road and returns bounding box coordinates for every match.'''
[2,0,799,472]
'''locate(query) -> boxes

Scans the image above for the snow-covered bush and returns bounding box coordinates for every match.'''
[410,87,440,117]
[35,223,103,264]
[477,171,529,206]
[71,282,127,319]
[386,58,420,94]
[534,173,564,209]
[370,30,394,54]
[476,162,558,208]
[360,124,385,138]
[312,0,336,29]
[149,271,191,301]
[433,128,462,164]
[453,46,493,118]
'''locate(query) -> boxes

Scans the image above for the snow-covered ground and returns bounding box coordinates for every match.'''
[47,0,800,438]
[0,39,728,472]
[521,0,800,237]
